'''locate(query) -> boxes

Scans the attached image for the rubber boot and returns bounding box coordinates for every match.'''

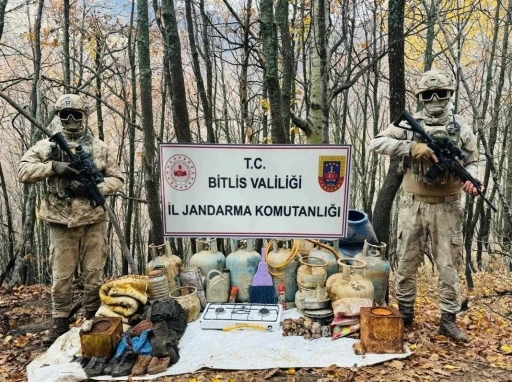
[42,318,69,346]
[398,303,414,328]
[439,312,469,342]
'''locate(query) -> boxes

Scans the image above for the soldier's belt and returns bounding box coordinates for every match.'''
[410,193,461,204]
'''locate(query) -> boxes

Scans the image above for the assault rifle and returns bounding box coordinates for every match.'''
[50,132,106,210]
[393,110,497,212]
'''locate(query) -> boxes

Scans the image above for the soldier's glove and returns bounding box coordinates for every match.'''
[70,180,86,196]
[411,142,434,161]
[52,161,79,177]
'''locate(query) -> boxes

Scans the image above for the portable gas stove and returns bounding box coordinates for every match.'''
[200,303,283,331]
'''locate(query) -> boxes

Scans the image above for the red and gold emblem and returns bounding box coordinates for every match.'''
[318,156,346,192]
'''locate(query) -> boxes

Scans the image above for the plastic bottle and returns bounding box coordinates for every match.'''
[229,286,239,303]
[278,283,286,309]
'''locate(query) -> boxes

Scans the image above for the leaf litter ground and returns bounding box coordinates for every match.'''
[1,265,511,382]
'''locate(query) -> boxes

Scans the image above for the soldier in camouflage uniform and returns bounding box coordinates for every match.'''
[17,94,124,346]
[370,69,482,342]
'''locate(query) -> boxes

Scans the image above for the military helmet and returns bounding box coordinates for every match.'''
[414,69,455,96]
[55,94,87,112]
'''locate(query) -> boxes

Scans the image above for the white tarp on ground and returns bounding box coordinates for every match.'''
[27,309,411,382]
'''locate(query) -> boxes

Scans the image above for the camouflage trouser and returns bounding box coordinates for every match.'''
[49,221,108,318]
[395,193,464,313]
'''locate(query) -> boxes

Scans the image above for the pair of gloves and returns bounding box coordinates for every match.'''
[52,161,86,196]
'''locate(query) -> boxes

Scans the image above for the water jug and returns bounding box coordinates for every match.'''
[355,240,390,305]
[147,266,170,301]
[189,238,226,278]
[307,239,339,278]
[326,258,374,309]
[266,239,300,303]
[146,242,182,292]
[225,239,260,302]
[206,269,230,303]
[297,256,328,289]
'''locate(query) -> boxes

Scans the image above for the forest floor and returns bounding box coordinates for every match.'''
[1,264,512,382]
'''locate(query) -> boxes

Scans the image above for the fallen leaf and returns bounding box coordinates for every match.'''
[500,344,512,355]
[3,336,11,345]
[388,360,404,370]
[285,368,296,375]
[443,364,459,370]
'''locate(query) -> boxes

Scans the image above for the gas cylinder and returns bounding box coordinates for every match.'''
[297,256,327,289]
[355,240,390,306]
[266,239,300,303]
[326,258,374,309]
[146,242,182,292]
[189,238,226,278]
[307,240,339,278]
[206,269,230,303]
[338,209,378,259]
[225,239,260,302]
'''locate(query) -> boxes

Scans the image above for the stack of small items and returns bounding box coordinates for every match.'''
[281,317,331,340]
[330,297,372,340]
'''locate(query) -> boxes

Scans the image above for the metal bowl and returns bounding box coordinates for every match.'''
[301,299,330,310]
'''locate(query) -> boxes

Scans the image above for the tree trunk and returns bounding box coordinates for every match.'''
[309,0,328,143]
[94,34,104,140]
[123,0,137,275]
[0,163,14,271]
[260,0,287,144]
[137,0,164,246]
[239,0,252,143]
[184,0,214,142]
[276,0,293,138]
[372,0,405,254]
[63,0,71,92]
[161,0,193,143]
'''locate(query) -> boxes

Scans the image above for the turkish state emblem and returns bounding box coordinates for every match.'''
[318,156,346,192]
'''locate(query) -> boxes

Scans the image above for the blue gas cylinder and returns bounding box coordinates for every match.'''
[354,241,390,306]
[189,238,226,278]
[226,239,260,302]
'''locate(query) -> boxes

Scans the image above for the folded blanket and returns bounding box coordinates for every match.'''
[99,275,148,317]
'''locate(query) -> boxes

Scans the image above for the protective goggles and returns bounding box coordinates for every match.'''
[59,110,84,121]
[419,89,452,101]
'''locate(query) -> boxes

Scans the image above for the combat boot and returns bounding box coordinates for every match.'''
[42,318,69,346]
[439,312,469,342]
[398,303,414,327]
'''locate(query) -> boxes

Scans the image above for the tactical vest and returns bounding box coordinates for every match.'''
[47,134,95,198]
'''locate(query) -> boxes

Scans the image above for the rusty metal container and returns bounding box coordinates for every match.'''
[80,317,123,359]
[297,256,328,289]
[360,306,404,354]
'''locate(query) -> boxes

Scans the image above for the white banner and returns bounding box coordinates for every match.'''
[159,144,352,238]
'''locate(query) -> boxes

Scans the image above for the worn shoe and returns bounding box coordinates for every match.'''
[84,357,107,377]
[102,357,120,375]
[112,351,138,377]
[132,355,153,376]
[42,318,69,346]
[147,356,171,375]
[439,312,469,342]
[398,303,414,328]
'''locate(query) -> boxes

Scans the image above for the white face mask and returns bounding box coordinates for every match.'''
[423,95,450,117]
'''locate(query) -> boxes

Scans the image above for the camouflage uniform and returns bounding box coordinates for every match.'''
[370,70,479,321]
[18,120,124,318]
